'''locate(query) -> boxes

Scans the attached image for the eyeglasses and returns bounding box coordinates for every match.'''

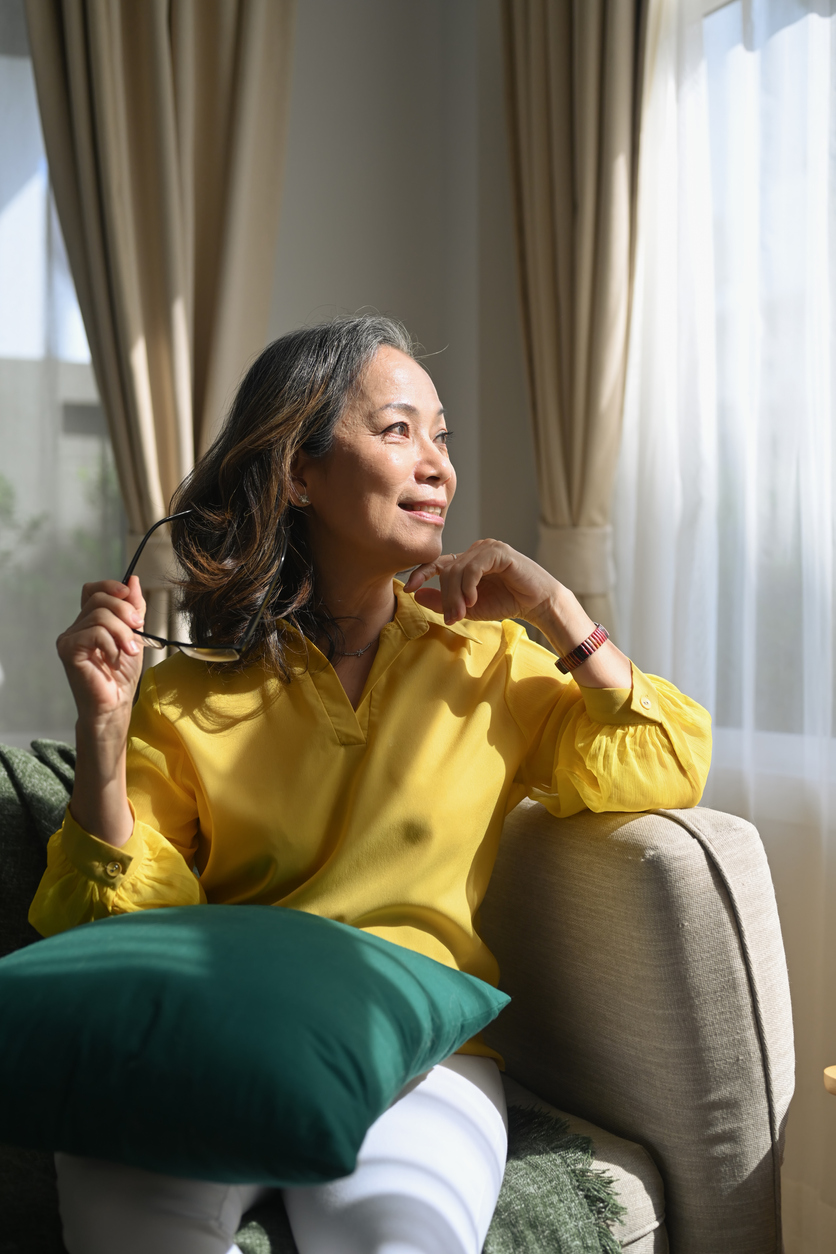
[123,510,290,662]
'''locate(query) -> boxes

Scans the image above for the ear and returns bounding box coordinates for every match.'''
[289,452,310,506]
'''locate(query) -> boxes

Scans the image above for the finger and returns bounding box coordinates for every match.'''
[70,607,143,656]
[460,564,481,609]
[412,587,443,614]
[126,574,146,619]
[402,565,428,592]
[439,545,497,623]
[78,591,145,630]
[80,624,141,663]
[81,579,131,610]
[58,624,139,669]
[438,554,471,621]
[402,557,453,593]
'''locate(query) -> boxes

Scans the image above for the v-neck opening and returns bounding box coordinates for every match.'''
[303,613,421,744]
[287,582,468,745]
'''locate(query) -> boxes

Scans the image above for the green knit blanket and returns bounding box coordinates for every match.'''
[0,742,625,1254]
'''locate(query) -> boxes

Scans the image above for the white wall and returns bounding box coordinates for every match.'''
[269,0,537,561]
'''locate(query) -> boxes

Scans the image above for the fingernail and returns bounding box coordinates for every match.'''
[127,640,140,654]
[131,613,143,626]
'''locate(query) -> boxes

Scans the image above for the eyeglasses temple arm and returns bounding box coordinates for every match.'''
[238,530,291,653]
[121,510,193,584]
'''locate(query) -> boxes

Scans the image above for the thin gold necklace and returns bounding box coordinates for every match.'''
[339,638,376,658]
[336,594,396,659]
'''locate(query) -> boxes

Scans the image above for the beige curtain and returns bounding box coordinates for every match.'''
[502,0,645,627]
[24,0,295,643]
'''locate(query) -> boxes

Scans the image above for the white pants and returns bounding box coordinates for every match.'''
[56,1056,508,1254]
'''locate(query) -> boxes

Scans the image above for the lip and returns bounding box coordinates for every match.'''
[398,501,446,525]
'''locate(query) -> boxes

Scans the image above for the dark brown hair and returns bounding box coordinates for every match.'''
[170,314,415,680]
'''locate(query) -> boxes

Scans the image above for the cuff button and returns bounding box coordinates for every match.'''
[105,861,122,878]
[640,696,652,710]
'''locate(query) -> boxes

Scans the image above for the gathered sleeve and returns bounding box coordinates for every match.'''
[28,669,205,938]
[502,622,712,816]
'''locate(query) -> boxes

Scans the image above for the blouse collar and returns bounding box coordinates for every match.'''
[392,580,482,643]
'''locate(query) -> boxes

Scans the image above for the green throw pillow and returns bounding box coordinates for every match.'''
[0,905,509,1186]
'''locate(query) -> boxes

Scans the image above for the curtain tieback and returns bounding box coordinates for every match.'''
[536,524,615,597]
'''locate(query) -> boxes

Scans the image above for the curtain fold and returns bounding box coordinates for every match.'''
[502,0,645,627]
[23,0,295,642]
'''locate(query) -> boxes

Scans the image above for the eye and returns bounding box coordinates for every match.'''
[382,421,409,437]
[436,429,452,445]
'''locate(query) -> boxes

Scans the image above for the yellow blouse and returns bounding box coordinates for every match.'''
[30,583,711,1054]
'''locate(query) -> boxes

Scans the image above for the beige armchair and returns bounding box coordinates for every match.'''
[479,802,795,1253]
[0,744,794,1251]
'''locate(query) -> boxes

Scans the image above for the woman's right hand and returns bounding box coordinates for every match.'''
[56,576,146,731]
[57,577,146,847]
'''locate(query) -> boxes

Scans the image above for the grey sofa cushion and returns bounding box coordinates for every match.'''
[479,802,794,1254]
[502,1077,668,1251]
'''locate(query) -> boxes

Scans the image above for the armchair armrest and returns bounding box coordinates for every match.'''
[479,802,794,1254]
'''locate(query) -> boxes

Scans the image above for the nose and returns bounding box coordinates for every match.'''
[415,433,452,485]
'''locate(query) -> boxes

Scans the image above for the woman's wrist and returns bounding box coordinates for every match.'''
[524,583,595,656]
[69,720,134,847]
[524,583,633,689]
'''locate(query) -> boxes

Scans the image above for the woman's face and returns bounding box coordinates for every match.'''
[294,346,456,575]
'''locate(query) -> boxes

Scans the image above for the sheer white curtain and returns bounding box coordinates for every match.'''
[614,0,836,1247]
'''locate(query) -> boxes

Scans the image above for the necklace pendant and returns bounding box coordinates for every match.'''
[342,638,374,658]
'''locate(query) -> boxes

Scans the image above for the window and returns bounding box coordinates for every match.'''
[615,0,836,813]
[0,0,125,746]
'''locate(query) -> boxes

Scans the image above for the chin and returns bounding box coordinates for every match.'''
[411,535,445,563]
[390,535,443,572]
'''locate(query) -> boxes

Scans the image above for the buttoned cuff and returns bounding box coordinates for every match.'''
[577,664,662,725]
[60,803,145,890]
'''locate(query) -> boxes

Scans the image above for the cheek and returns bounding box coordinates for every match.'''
[359,449,411,498]
[321,449,406,520]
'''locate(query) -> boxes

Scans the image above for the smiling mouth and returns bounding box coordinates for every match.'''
[399,503,445,523]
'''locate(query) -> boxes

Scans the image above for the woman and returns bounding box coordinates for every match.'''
[31,315,711,1254]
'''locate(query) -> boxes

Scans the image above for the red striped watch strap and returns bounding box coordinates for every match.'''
[556,623,610,674]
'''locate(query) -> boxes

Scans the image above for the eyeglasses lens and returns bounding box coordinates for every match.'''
[178,645,241,662]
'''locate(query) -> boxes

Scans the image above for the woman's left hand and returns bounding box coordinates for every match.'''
[403,540,633,688]
[403,540,566,634]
